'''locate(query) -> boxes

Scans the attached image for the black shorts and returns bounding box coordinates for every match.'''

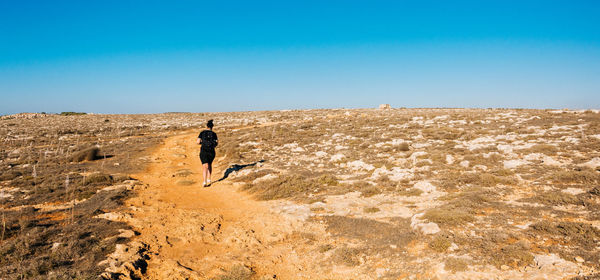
[200,149,215,164]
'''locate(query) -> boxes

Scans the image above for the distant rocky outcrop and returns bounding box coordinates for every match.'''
[0,113,51,120]
[379,104,391,110]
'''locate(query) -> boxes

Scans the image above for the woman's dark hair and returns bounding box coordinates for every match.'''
[207,119,214,129]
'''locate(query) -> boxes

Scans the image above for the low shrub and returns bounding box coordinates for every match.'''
[490,241,534,268]
[551,169,599,184]
[83,173,113,185]
[429,235,451,252]
[70,147,100,162]
[60,112,87,116]
[445,257,469,272]
[242,174,319,200]
[364,207,380,213]
[423,208,474,226]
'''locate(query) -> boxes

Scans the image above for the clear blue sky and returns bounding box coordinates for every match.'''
[1,0,599,114]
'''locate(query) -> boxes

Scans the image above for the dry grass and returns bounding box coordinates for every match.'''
[423,208,475,226]
[429,235,452,252]
[83,173,113,185]
[316,174,338,186]
[321,215,415,251]
[360,186,382,197]
[318,244,334,253]
[524,191,582,205]
[519,144,559,155]
[459,172,517,187]
[445,257,469,272]
[551,169,600,184]
[490,242,534,268]
[397,188,423,196]
[242,174,319,200]
[364,207,380,213]
[332,247,362,266]
[530,221,600,248]
[435,170,517,191]
[439,187,499,210]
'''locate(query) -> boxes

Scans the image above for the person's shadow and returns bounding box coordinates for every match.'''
[214,160,265,183]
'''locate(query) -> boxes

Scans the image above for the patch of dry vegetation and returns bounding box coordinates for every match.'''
[445,257,469,272]
[363,207,380,213]
[423,208,475,226]
[242,174,320,200]
[490,241,534,268]
[320,215,416,253]
[429,234,452,252]
[332,247,362,266]
[519,144,559,155]
[529,221,600,267]
[551,168,600,184]
[524,191,583,205]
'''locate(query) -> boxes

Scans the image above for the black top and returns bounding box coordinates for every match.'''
[198,130,218,151]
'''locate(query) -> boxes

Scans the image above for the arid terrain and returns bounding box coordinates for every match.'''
[2,108,600,279]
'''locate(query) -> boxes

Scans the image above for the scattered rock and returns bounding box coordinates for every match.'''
[345,160,375,171]
[562,188,586,195]
[252,174,277,184]
[413,181,436,193]
[504,159,529,169]
[94,212,132,222]
[291,146,305,152]
[100,242,151,280]
[315,151,327,157]
[473,164,488,171]
[580,157,600,169]
[118,229,136,239]
[330,153,345,162]
[446,155,455,164]
[411,213,441,235]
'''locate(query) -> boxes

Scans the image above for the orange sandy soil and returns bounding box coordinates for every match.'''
[127,130,337,279]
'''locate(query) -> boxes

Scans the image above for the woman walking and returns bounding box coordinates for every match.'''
[197,119,218,187]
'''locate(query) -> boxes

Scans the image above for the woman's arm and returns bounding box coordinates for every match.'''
[197,137,201,145]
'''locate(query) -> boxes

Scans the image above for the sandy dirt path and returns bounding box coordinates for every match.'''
[126,130,333,279]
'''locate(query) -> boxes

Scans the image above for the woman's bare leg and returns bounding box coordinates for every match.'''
[202,163,209,185]
[207,163,212,184]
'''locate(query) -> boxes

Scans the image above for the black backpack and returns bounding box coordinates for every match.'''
[202,131,217,149]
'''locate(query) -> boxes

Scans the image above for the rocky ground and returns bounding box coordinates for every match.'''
[2,108,600,279]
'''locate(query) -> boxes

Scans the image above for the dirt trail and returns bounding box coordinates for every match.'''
[127,130,331,279]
